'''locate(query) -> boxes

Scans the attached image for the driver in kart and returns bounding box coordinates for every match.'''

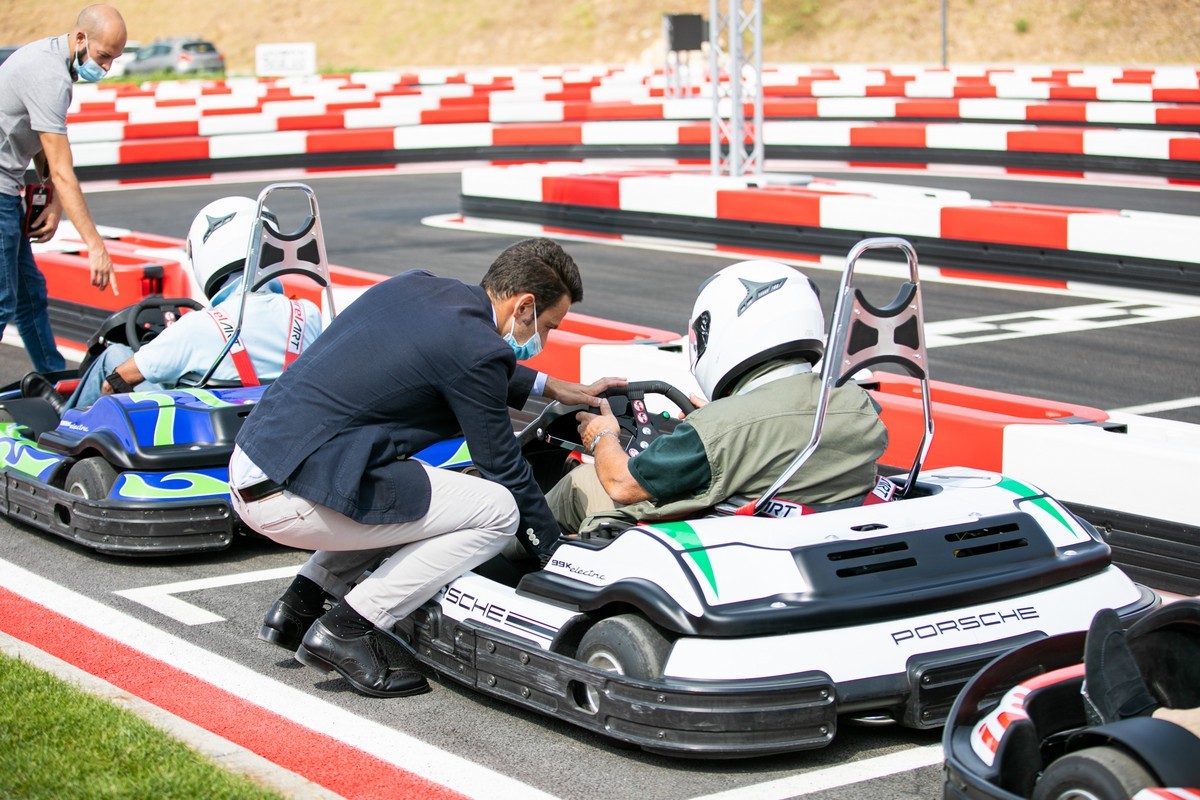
[41,196,323,409]
[547,259,888,534]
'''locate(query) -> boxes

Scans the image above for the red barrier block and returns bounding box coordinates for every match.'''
[951,85,998,98]
[764,99,820,117]
[1152,89,1200,103]
[327,101,381,112]
[940,205,1070,249]
[895,100,960,118]
[1025,103,1088,122]
[124,121,200,139]
[1007,128,1084,154]
[849,124,927,148]
[1170,138,1200,162]
[78,101,117,113]
[677,123,712,144]
[563,102,662,121]
[1157,107,1200,126]
[119,137,210,163]
[278,114,345,131]
[305,129,394,152]
[866,83,909,97]
[67,111,129,124]
[542,175,621,208]
[421,107,490,124]
[716,187,823,227]
[156,98,198,108]
[1048,87,1098,100]
[492,124,583,146]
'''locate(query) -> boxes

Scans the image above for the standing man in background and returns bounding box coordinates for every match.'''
[0,5,126,373]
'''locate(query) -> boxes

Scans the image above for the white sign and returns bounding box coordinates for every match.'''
[255,42,317,77]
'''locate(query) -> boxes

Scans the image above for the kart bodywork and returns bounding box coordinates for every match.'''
[385,238,1160,757]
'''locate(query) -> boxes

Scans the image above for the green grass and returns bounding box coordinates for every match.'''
[0,652,286,800]
[102,69,226,85]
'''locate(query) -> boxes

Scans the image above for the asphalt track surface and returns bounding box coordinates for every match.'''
[1,165,1198,800]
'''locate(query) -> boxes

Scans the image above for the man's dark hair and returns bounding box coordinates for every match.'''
[481,238,583,309]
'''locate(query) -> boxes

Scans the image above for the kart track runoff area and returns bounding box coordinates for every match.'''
[3,67,1200,800]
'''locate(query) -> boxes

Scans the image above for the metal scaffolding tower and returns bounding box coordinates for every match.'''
[708,0,764,177]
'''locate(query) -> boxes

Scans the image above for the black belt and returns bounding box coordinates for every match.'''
[233,478,286,503]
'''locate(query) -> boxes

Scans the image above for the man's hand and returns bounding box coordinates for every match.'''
[576,397,622,453]
[544,375,627,408]
[681,393,708,418]
[27,190,62,244]
[87,242,114,291]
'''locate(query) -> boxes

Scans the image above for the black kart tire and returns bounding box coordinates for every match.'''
[1032,746,1158,800]
[578,614,671,681]
[65,457,118,501]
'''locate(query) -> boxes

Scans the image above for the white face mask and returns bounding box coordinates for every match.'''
[503,300,542,360]
[75,33,108,82]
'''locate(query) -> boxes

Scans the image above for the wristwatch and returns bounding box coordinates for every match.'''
[105,371,134,394]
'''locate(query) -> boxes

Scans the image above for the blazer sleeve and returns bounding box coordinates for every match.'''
[507,363,538,409]
[444,354,560,558]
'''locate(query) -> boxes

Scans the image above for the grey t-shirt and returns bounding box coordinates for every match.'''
[0,35,74,197]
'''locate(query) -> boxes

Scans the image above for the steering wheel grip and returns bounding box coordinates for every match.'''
[125,297,204,352]
[602,380,696,416]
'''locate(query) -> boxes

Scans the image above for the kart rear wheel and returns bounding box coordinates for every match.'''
[1032,746,1157,800]
[65,457,118,501]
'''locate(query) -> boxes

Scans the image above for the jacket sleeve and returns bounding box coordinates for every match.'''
[443,354,560,558]
[506,363,538,409]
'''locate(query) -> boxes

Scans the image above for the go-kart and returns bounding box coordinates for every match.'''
[385,237,1160,758]
[0,183,338,555]
[943,599,1200,800]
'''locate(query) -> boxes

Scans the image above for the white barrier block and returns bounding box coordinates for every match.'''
[762,121,853,146]
[1065,66,1122,86]
[993,79,1051,100]
[113,96,159,112]
[905,80,957,99]
[377,95,442,111]
[260,99,326,116]
[125,106,204,124]
[195,94,260,111]
[67,121,126,143]
[344,107,423,128]
[208,131,307,159]
[589,85,649,103]
[70,141,121,167]
[820,195,946,237]
[959,98,1031,120]
[661,98,710,120]
[314,88,376,105]
[489,102,565,123]
[1067,210,1200,263]
[1002,417,1199,527]
[420,84,476,99]
[581,121,681,145]
[618,174,748,218]
[199,115,278,136]
[1082,129,1174,159]
[816,97,898,118]
[1084,102,1159,125]
[462,164,550,202]
[810,80,868,97]
[1150,68,1200,89]
[394,123,494,150]
[1095,85,1154,102]
[927,122,1019,151]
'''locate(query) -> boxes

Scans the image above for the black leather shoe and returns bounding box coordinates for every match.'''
[1082,607,1158,726]
[259,598,322,651]
[20,372,65,416]
[296,619,430,698]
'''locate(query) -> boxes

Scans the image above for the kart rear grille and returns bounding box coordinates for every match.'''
[835,558,918,578]
[944,522,1021,542]
[826,541,909,560]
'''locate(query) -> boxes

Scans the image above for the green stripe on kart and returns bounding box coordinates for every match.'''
[652,520,718,599]
[127,392,178,446]
[0,439,62,478]
[116,472,231,500]
[997,476,1073,532]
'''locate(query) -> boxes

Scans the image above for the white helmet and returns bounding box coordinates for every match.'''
[185,196,259,300]
[688,260,826,400]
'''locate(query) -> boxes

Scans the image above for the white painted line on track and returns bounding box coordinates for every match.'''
[686,744,944,800]
[114,564,301,625]
[1111,396,1200,415]
[925,301,1200,348]
[0,556,560,800]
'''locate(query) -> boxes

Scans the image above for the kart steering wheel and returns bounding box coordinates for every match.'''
[125,297,204,352]
[599,380,696,455]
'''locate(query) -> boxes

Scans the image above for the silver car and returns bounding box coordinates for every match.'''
[123,37,224,75]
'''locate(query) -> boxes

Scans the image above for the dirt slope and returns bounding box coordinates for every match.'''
[4,1,1198,72]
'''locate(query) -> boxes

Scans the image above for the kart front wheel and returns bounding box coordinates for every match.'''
[65,457,118,501]
[579,614,671,680]
[1032,746,1157,800]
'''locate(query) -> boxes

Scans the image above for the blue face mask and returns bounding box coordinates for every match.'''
[503,301,542,361]
[75,34,107,83]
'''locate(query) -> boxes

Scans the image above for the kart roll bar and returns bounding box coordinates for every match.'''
[195,182,337,387]
[747,237,933,513]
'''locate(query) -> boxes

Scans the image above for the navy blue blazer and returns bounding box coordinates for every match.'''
[236,270,558,554]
